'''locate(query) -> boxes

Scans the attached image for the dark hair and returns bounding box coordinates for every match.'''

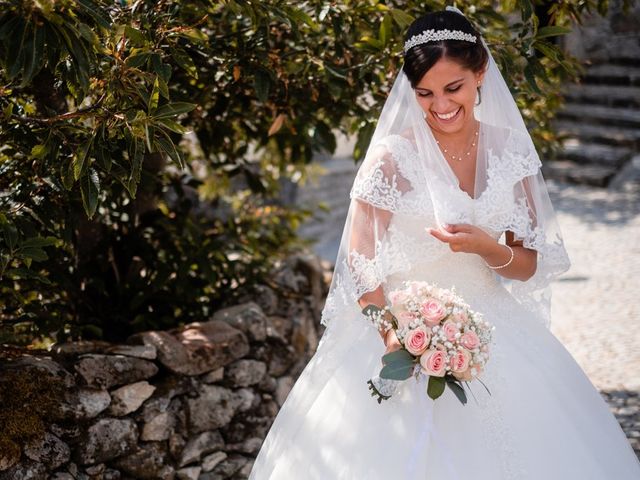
[402,10,488,88]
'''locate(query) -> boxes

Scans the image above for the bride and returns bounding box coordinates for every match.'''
[248,6,640,479]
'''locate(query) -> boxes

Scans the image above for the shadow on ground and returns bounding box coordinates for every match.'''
[547,181,640,227]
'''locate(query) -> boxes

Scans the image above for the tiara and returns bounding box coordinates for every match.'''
[404,29,477,53]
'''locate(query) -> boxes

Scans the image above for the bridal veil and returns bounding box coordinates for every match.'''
[320,6,570,338]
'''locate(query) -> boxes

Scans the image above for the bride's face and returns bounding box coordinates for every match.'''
[414,56,485,135]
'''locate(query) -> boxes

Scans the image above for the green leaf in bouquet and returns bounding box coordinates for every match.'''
[361,303,384,317]
[445,378,468,405]
[380,349,414,381]
[381,348,413,365]
[380,362,414,381]
[427,375,446,400]
[361,303,398,329]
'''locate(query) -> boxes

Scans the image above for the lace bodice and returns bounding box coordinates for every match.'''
[321,125,570,330]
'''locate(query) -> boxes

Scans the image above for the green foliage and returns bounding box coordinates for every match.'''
[445,377,468,404]
[427,374,446,399]
[380,348,416,380]
[0,0,625,344]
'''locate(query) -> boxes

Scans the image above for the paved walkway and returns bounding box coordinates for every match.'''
[297,150,640,458]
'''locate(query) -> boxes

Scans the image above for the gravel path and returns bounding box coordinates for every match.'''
[298,152,640,459]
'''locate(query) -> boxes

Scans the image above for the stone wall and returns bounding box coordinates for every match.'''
[562,0,640,64]
[0,253,329,480]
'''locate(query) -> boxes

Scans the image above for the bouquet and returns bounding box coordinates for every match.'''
[363,281,494,405]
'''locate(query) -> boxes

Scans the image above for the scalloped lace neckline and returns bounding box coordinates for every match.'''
[440,120,486,202]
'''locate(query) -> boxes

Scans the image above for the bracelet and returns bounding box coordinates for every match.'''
[485,244,514,270]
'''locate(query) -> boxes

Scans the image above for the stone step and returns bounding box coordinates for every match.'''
[582,64,640,86]
[553,120,640,149]
[608,154,640,194]
[541,159,619,187]
[607,57,640,68]
[556,141,633,167]
[556,103,640,129]
[562,84,640,109]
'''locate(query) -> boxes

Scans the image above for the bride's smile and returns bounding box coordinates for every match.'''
[413,56,484,139]
[433,107,461,120]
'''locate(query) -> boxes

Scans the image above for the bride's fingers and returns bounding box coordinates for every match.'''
[445,223,472,234]
[426,227,452,243]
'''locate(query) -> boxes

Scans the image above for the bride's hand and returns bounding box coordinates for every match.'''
[383,329,402,359]
[426,223,497,256]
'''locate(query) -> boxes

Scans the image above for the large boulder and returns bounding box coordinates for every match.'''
[211,302,268,342]
[108,381,156,416]
[23,432,70,470]
[129,321,249,376]
[113,443,175,480]
[178,430,225,467]
[75,418,138,465]
[62,388,111,421]
[186,385,247,434]
[74,355,158,389]
[0,459,47,480]
[223,360,267,387]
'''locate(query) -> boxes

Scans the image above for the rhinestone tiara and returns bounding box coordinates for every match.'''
[404,28,477,53]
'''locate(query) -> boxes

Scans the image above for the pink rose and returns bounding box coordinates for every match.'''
[449,349,471,373]
[451,311,470,325]
[442,320,459,342]
[404,326,431,356]
[388,290,408,307]
[396,310,417,328]
[419,298,447,327]
[420,349,447,377]
[460,331,480,350]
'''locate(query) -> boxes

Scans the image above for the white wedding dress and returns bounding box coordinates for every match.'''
[248,131,640,479]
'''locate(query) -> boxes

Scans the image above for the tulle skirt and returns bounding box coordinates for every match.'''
[248,281,640,479]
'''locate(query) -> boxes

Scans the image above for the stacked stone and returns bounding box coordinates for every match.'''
[545,0,640,187]
[0,254,328,480]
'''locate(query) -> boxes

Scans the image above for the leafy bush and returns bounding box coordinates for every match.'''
[0,0,622,345]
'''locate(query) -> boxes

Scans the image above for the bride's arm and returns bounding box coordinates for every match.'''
[479,231,537,281]
[428,225,538,281]
[357,288,401,349]
[429,172,540,281]
[348,199,401,348]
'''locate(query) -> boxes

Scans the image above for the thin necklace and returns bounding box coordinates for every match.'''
[435,123,480,162]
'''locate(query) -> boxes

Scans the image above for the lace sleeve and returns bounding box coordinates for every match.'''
[321,140,416,327]
[477,128,570,327]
